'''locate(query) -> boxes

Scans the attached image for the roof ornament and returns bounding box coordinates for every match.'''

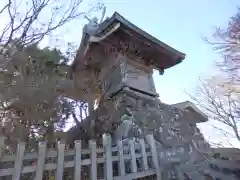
[83,6,106,36]
[159,68,165,75]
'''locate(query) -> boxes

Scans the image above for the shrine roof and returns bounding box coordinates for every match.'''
[172,101,208,123]
[71,12,186,73]
[94,12,185,57]
[212,148,240,160]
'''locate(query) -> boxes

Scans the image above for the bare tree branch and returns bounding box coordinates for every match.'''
[0,0,103,151]
[0,0,103,49]
[0,0,11,14]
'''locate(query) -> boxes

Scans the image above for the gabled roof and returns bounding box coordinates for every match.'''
[71,12,186,73]
[212,148,240,160]
[94,12,185,57]
[173,101,208,123]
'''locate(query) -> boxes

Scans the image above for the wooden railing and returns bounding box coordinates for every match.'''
[0,134,162,180]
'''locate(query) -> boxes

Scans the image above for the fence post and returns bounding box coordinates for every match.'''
[139,139,149,171]
[117,140,125,176]
[12,141,25,180]
[74,140,82,180]
[103,134,113,180]
[0,136,5,157]
[176,168,185,180]
[146,134,162,180]
[129,140,137,173]
[89,140,97,180]
[35,141,47,180]
[56,140,65,180]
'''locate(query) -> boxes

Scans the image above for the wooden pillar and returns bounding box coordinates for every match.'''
[88,95,94,116]
[35,142,47,180]
[103,134,113,180]
[146,134,162,180]
[56,141,65,180]
[12,141,25,180]
[0,136,5,157]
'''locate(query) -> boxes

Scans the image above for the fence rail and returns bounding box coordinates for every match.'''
[0,134,162,180]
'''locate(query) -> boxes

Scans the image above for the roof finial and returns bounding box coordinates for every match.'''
[83,5,106,35]
[99,6,106,24]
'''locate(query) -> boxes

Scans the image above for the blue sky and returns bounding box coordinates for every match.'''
[1,0,239,146]
[1,0,238,104]
[56,0,240,146]
[61,0,239,104]
[99,0,240,146]
[100,0,239,104]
